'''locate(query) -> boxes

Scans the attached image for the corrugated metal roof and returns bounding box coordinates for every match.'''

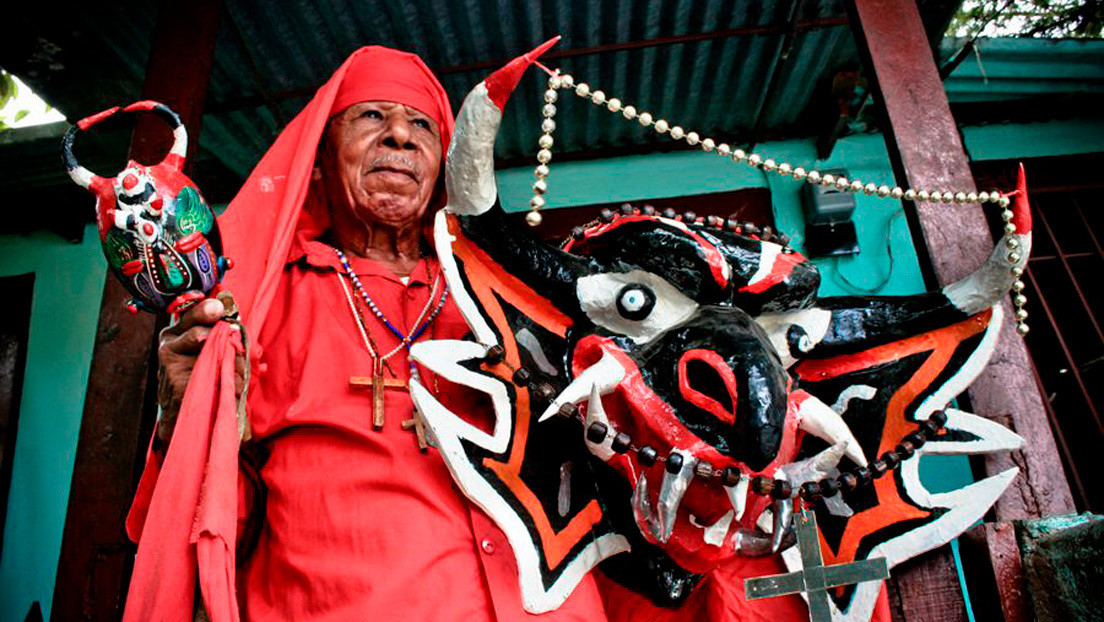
[942,36,1104,102]
[194,0,868,176]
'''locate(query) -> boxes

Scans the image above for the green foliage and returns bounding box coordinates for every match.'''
[949,0,1104,39]
[0,69,52,130]
[1,70,25,130]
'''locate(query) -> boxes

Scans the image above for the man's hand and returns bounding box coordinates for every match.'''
[156,298,246,445]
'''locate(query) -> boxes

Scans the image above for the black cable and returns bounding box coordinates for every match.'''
[831,210,905,295]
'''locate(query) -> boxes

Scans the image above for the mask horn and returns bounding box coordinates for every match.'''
[63,101,189,190]
[446,37,559,217]
[123,100,188,171]
[62,106,120,190]
[942,164,1032,315]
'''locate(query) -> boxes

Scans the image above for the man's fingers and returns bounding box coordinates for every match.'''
[161,298,225,339]
[164,325,213,356]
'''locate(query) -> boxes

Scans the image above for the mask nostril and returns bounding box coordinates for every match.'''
[678,349,738,425]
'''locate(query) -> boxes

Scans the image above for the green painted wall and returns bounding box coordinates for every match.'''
[0,116,1099,618]
[0,224,105,622]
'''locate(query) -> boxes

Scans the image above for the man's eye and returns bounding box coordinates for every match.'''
[412,118,433,131]
[360,109,383,120]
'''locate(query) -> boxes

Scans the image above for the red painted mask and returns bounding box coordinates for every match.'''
[64,101,230,314]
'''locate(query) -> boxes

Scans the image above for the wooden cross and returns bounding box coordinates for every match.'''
[349,364,407,430]
[402,411,430,452]
[745,508,889,622]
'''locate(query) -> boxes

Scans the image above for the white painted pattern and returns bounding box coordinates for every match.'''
[576,270,698,345]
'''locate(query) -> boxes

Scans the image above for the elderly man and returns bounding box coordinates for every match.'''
[131,46,607,621]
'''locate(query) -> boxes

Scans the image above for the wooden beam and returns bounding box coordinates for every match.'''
[50,1,221,620]
[886,550,969,622]
[960,522,1030,622]
[847,0,1075,619]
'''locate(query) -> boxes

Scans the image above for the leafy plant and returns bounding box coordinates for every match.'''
[0,70,34,131]
[949,0,1104,39]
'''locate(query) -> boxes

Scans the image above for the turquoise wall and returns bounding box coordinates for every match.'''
[0,224,105,622]
[0,117,1099,619]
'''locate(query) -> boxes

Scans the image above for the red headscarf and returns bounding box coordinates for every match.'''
[223,45,453,332]
[123,46,453,622]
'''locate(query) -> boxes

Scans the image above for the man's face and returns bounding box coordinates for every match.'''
[320,100,443,229]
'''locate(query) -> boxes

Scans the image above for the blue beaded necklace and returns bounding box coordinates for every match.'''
[334,247,450,348]
[335,247,450,435]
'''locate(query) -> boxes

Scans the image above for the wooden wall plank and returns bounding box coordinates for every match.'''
[847,0,1074,523]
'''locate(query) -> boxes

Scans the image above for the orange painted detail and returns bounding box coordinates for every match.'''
[447,215,571,338]
[797,309,993,565]
[448,216,601,568]
[793,310,991,383]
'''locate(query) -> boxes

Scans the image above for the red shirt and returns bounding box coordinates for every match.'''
[239,239,607,621]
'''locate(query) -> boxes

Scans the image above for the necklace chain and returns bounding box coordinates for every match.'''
[334,248,450,361]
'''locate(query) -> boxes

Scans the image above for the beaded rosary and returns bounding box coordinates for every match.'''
[334,247,449,438]
[472,341,949,508]
[524,67,1030,336]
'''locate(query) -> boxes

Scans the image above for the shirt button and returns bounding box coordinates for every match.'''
[480,538,496,555]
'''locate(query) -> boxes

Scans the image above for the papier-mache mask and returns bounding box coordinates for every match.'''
[409,42,1027,620]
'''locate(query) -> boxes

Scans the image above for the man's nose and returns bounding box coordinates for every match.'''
[380,115,415,150]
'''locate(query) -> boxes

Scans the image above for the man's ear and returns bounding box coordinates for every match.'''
[311,165,323,182]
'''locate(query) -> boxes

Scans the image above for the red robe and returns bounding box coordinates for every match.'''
[234,240,607,620]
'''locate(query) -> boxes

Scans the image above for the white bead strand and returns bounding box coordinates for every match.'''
[527,67,1017,247]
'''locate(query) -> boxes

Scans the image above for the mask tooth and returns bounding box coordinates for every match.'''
[538,350,625,422]
[724,471,750,521]
[657,451,695,543]
[796,397,867,466]
[583,385,615,461]
[702,510,734,547]
[631,472,663,544]
[777,441,848,488]
[770,498,794,553]
[733,528,773,557]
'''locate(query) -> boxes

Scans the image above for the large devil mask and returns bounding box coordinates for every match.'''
[409,44,1026,620]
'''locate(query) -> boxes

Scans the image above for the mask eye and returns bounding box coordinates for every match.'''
[576,270,698,345]
[616,285,655,321]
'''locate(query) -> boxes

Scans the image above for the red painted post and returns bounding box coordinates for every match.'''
[50,1,221,620]
[848,0,1075,619]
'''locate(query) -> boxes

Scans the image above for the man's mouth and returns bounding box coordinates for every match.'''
[542,336,864,573]
[369,166,417,181]
[368,155,419,182]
